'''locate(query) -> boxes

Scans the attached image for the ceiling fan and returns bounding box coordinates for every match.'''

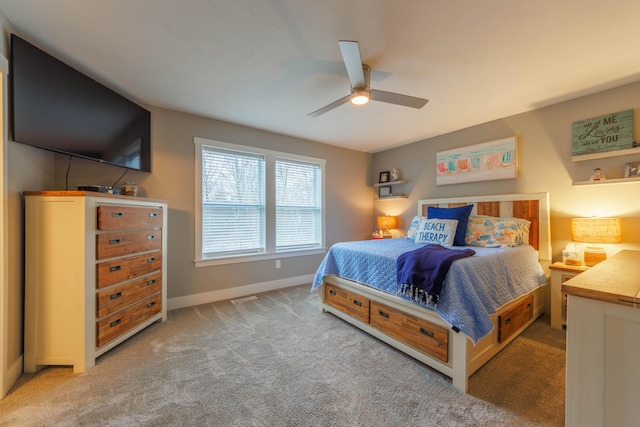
[308,40,429,117]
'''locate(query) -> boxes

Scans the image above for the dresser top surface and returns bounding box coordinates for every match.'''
[23,190,168,204]
[562,250,640,304]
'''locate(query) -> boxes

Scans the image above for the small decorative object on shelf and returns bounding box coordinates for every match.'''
[378,186,391,198]
[589,168,605,181]
[120,181,138,196]
[625,162,640,177]
[390,168,401,181]
[372,230,383,239]
[379,171,390,183]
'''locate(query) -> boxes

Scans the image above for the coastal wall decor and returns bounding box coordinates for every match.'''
[436,136,517,185]
[571,109,636,161]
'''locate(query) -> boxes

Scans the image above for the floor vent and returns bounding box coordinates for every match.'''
[230,295,258,304]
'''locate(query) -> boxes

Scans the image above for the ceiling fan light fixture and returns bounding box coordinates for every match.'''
[350,89,370,105]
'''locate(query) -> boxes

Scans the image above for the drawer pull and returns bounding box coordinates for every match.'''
[527,303,532,309]
[111,212,124,218]
[353,300,362,307]
[147,279,156,286]
[329,289,337,296]
[420,327,434,338]
[147,257,156,263]
[149,212,158,218]
[109,238,121,245]
[147,234,156,240]
[378,310,389,319]
[504,317,511,325]
[146,301,157,309]
[109,265,121,272]
[110,318,122,328]
[110,292,122,300]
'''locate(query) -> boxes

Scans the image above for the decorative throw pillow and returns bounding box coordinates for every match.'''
[427,204,473,246]
[414,218,459,246]
[465,215,531,247]
[406,215,427,240]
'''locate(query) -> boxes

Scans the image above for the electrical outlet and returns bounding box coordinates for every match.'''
[276,259,281,269]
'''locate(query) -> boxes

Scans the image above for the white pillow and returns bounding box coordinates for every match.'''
[414,218,459,247]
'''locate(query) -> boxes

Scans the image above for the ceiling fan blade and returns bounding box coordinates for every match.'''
[338,40,366,89]
[370,89,429,109]
[307,94,351,117]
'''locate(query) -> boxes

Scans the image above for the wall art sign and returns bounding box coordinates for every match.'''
[436,136,517,186]
[571,109,636,162]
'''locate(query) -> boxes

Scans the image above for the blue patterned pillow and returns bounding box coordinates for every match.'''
[427,204,473,246]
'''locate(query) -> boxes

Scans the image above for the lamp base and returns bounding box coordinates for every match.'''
[584,246,606,267]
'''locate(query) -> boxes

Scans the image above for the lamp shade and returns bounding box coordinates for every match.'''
[377,215,397,230]
[570,217,622,244]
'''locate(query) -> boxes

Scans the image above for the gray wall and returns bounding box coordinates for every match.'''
[52,107,374,300]
[372,81,640,261]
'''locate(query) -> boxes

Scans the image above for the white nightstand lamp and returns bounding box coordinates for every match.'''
[570,217,622,267]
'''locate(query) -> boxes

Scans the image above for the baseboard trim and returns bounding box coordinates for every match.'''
[167,274,314,311]
[2,355,23,399]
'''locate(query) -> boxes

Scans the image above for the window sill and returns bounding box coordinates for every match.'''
[194,248,327,267]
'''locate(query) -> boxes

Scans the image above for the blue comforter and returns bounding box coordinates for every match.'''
[312,239,546,343]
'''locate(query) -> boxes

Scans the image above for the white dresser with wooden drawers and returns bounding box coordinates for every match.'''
[23,191,168,373]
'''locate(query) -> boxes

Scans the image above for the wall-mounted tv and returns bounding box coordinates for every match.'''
[10,34,151,172]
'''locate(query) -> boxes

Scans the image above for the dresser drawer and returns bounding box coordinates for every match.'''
[324,284,370,324]
[96,229,162,260]
[498,294,533,343]
[370,301,448,363]
[97,205,163,231]
[96,272,162,318]
[96,252,162,289]
[96,294,162,348]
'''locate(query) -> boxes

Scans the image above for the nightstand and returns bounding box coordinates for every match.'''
[549,262,590,329]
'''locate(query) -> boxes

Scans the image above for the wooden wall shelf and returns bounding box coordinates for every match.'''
[572,176,640,186]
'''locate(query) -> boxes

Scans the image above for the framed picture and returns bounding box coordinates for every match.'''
[436,136,517,186]
[378,186,391,198]
[625,161,640,177]
[379,171,390,183]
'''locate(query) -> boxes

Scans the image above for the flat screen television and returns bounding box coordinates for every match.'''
[10,34,151,172]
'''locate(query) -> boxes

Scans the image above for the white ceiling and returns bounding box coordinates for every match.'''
[1,0,640,153]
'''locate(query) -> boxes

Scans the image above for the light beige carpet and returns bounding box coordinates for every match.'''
[1,285,565,426]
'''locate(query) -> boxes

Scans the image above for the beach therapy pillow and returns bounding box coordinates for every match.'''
[406,215,427,240]
[414,218,458,246]
[465,215,531,247]
[427,204,473,246]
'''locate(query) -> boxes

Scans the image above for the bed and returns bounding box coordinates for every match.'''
[312,192,551,393]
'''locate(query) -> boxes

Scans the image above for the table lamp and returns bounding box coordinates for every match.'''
[377,215,397,238]
[570,217,622,266]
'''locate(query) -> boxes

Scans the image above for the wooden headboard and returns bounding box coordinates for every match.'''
[417,192,551,262]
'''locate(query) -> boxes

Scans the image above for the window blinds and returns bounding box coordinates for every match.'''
[201,147,265,257]
[275,158,322,251]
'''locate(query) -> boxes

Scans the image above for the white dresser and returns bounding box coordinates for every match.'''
[562,250,640,427]
[23,191,168,373]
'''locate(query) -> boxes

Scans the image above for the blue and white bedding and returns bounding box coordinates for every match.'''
[312,239,547,343]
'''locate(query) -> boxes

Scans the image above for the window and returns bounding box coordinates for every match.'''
[195,138,325,266]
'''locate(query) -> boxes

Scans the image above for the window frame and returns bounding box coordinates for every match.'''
[194,137,326,267]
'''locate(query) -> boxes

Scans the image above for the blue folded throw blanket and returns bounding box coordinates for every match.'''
[397,244,476,306]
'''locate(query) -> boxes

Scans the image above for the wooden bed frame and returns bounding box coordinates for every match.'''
[317,193,551,393]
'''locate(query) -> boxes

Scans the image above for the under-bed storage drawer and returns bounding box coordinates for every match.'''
[498,294,533,343]
[370,301,448,363]
[324,284,370,324]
